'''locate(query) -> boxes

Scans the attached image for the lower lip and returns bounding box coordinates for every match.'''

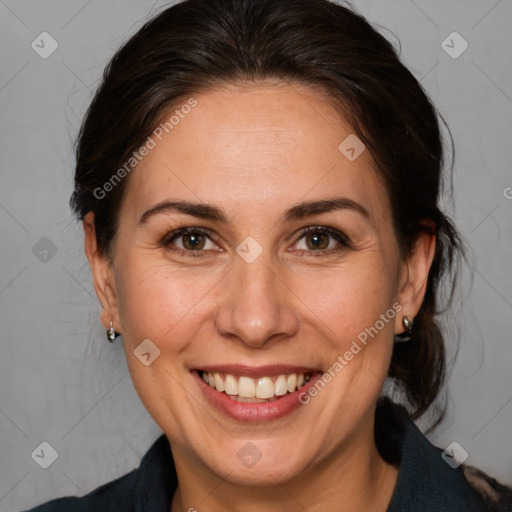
[192,370,323,422]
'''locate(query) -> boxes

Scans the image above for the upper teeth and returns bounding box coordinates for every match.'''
[201,371,311,399]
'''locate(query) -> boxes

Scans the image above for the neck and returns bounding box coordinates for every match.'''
[170,410,398,512]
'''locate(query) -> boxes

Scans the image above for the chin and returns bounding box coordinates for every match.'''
[201,438,314,486]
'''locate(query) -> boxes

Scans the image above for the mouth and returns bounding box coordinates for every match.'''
[198,369,314,403]
[192,365,323,422]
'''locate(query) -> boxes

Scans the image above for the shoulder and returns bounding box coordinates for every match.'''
[375,397,512,512]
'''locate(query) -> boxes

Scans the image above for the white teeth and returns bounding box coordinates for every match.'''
[274,375,288,396]
[255,377,274,399]
[238,376,256,398]
[286,374,297,393]
[225,374,237,395]
[213,372,224,392]
[200,371,312,399]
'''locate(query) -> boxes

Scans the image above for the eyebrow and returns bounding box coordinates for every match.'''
[138,197,370,225]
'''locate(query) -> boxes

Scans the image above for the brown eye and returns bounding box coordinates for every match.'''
[163,227,219,254]
[304,231,330,250]
[181,232,206,250]
[294,226,351,255]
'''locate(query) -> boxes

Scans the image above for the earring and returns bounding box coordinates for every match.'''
[394,316,414,343]
[106,321,116,342]
[402,316,413,334]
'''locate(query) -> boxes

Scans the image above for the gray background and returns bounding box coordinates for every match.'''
[1,0,511,510]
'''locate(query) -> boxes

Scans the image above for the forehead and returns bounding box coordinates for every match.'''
[121,82,389,224]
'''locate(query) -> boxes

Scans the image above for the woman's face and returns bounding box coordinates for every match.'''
[87,82,431,485]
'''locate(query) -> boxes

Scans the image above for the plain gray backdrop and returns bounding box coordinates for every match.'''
[1,0,511,510]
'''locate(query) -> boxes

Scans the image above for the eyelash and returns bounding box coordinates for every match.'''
[161,226,352,258]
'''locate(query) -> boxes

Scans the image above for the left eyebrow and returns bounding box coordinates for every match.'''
[137,196,370,226]
[281,197,370,222]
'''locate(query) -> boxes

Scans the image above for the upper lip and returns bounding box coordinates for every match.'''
[194,364,322,378]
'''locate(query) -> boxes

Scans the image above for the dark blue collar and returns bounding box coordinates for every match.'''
[376,397,484,511]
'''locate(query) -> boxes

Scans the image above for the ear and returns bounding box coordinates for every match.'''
[395,225,436,334]
[83,212,121,333]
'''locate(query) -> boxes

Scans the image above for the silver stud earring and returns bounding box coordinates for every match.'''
[394,316,414,343]
[107,321,116,342]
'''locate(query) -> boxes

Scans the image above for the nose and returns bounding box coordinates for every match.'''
[214,251,300,348]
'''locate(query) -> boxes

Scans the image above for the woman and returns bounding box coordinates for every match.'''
[22,0,512,510]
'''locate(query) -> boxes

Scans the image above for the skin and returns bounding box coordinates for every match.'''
[84,81,435,512]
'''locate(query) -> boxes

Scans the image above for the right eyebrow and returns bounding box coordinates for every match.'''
[139,200,228,225]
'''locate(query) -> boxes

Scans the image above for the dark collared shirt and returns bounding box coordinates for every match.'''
[21,398,510,511]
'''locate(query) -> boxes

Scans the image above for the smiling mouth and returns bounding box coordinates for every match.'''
[198,370,314,403]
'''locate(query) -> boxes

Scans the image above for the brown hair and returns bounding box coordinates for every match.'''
[71,0,465,425]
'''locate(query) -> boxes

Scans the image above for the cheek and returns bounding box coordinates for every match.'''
[114,257,222,348]
[288,256,398,345]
